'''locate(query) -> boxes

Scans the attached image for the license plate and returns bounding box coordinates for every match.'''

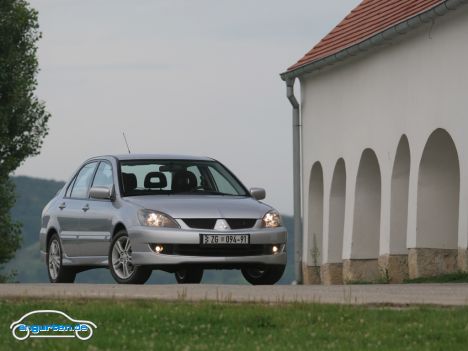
[200,234,250,245]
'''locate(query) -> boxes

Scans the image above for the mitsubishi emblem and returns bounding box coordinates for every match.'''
[214,219,230,231]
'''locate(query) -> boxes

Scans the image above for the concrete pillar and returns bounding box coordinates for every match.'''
[320,263,343,285]
[342,259,379,283]
[378,163,392,259]
[302,264,321,284]
[458,248,468,272]
[408,248,458,278]
[378,254,408,283]
[321,173,331,264]
[405,151,419,249]
[457,155,468,272]
[342,165,358,260]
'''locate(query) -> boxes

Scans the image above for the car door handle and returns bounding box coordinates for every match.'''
[58,202,66,210]
[82,204,90,212]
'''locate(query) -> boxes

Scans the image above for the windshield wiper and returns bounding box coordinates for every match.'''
[184,191,227,195]
[200,191,248,196]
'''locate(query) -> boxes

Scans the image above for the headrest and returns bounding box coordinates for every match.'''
[122,172,137,192]
[172,170,197,193]
[144,172,167,189]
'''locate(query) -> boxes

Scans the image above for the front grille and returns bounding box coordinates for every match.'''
[154,244,272,257]
[226,218,257,229]
[182,219,216,229]
[182,218,257,230]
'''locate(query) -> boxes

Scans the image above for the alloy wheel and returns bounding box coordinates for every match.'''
[48,239,61,280]
[111,236,135,279]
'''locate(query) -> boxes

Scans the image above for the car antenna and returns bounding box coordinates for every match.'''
[122,132,131,154]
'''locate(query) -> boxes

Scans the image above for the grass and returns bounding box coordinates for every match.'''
[404,271,468,284]
[1,299,468,350]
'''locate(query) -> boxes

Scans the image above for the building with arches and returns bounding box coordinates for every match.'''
[281,0,468,284]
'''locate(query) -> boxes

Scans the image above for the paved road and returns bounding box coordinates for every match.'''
[1,283,468,306]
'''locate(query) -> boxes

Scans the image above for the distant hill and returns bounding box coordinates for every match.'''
[6,176,295,284]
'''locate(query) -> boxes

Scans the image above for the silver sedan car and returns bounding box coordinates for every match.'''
[40,154,287,285]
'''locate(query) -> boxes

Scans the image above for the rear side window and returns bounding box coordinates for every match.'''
[70,162,98,199]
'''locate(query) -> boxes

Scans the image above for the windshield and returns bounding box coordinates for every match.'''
[119,159,249,197]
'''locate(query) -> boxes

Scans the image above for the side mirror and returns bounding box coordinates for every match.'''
[250,187,266,201]
[89,185,115,201]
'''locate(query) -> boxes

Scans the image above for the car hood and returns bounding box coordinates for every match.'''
[124,195,272,218]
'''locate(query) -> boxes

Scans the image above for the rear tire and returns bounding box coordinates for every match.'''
[109,230,152,284]
[241,265,285,285]
[175,267,203,284]
[47,233,76,283]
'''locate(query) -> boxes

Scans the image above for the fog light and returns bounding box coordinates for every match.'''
[154,245,164,253]
[272,245,279,254]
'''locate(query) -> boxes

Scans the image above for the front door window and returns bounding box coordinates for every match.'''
[70,162,98,198]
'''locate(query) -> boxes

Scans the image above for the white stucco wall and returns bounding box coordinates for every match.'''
[299,6,468,265]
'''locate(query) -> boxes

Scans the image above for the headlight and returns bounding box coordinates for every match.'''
[138,209,179,228]
[262,210,282,228]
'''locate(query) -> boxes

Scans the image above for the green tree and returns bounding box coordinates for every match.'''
[0,0,50,281]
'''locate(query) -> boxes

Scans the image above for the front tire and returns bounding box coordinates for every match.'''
[175,267,203,284]
[241,265,285,285]
[47,233,76,283]
[109,230,152,284]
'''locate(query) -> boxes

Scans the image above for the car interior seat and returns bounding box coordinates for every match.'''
[144,172,167,189]
[171,170,197,193]
[122,172,137,192]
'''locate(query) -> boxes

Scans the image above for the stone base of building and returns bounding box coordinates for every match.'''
[342,259,379,284]
[320,263,343,285]
[378,254,409,283]
[457,248,468,272]
[302,263,321,284]
[408,248,458,279]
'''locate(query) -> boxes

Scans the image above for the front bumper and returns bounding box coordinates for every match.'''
[128,225,287,267]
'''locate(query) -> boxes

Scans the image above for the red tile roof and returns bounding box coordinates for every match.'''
[288,0,445,72]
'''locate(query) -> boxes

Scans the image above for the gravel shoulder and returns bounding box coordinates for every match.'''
[1,283,468,305]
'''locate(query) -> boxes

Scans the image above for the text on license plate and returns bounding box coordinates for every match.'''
[200,234,250,245]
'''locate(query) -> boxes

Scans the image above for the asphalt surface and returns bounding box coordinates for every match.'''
[1,283,468,306]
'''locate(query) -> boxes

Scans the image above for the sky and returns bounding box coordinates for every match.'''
[16,0,361,215]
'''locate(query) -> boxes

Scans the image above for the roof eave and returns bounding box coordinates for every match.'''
[280,0,466,81]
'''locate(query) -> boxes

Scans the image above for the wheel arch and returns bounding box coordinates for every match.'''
[113,222,127,237]
[46,228,59,251]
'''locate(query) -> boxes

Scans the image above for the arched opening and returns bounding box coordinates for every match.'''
[306,162,323,284]
[351,149,381,259]
[378,136,411,283]
[323,158,346,285]
[390,135,410,254]
[328,158,346,263]
[344,149,381,282]
[413,129,459,277]
[417,129,459,248]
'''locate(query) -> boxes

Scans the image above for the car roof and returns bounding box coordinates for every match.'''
[91,154,215,161]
